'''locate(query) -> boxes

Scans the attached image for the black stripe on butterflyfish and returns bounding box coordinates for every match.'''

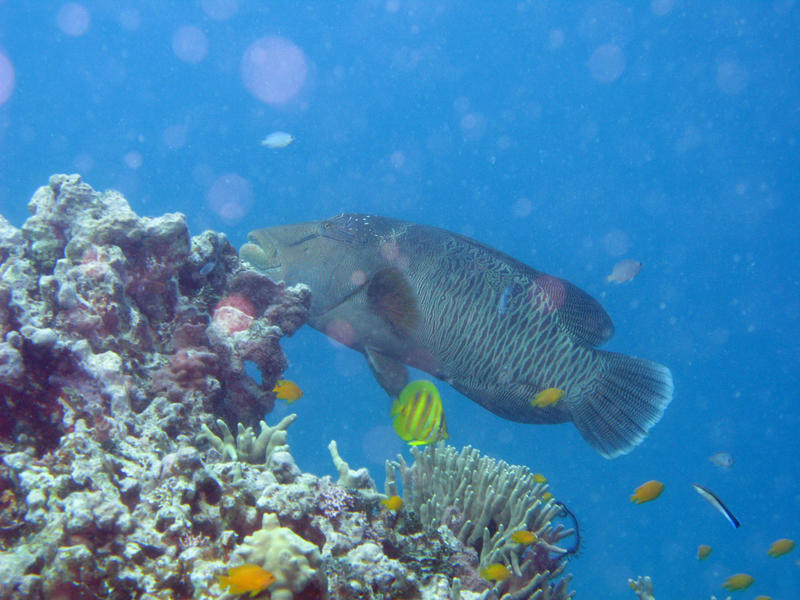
[691,483,740,528]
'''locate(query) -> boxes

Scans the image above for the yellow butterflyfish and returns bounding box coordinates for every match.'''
[480,563,511,581]
[511,530,538,545]
[767,537,795,557]
[381,495,403,511]
[721,573,754,591]
[697,544,712,560]
[218,563,275,596]
[630,480,664,504]
[273,379,303,403]
[391,380,448,446]
[531,387,564,408]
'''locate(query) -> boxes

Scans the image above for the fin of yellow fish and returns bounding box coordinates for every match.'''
[630,480,664,504]
[531,387,565,408]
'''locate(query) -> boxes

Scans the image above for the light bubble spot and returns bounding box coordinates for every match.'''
[651,0,674,16]
[202,0,238,21]
[602,229,631,257]
[390,151,405,169]
[206,173,253,224]
[460,112,487,141]
[172,26,208,64]
[350,270,367,286]
[118,8,141,31]
[0,52,15,105]
[162,124,188,150]
[549,29,565,49]
[716,60,748,95]
[325,319,355,348]
[124,151,143,169]
[385,0,400,13]
[73,152,93,173]
[588,43,626,83]
[512,198,533,218]
[57,3,91,37]
[241,36,308,105]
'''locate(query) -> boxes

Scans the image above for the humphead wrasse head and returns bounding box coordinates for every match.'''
[240,215,396,323]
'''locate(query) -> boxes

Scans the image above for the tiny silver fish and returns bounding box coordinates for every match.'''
[709,451,734,469]
[260,131,295,149]
[606,259,642,283]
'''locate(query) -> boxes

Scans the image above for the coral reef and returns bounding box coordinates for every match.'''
[386,443,577,600]
[0,175,578,599]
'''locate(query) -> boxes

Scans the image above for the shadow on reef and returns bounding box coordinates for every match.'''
[0,175,576,600]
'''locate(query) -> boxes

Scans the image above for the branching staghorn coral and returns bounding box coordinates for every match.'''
[386,443,576,600]
[197,414,296,463]
[628,576,655,600]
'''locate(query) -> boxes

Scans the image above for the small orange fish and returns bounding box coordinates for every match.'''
[767,537,795,557]
[381,495,403,511]
[754,596,772,600]
[721,573,754,591]
[532,473,548,484]
[531,388,564,408]
[697,544,712,560]
[218,563,275,596]
[630,480,664,504]
[511,530,538,545]
[480,563,511,581]
[273,379,303,403]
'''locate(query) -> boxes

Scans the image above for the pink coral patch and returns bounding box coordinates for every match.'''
[213,294,256,334]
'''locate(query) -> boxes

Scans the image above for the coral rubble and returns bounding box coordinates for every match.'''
[0,175,577,599]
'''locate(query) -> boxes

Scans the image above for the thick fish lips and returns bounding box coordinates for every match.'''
[240,231,282,277]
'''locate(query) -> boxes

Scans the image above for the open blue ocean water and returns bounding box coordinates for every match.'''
[1,1,799,597]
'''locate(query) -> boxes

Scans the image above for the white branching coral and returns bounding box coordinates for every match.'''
[197,414,296,463]
[386,443,576,600]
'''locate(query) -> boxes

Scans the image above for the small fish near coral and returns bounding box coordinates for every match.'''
[767,537,795,557]
[390,379,449,446]
[218,563,275,596]
[531,387,565,408]
[480,563,511,582]
[697,544,712,560]
[242,214,673,459]
[606,258,642,283]
[721,573,754,591]
[511,530,538,545]
[381,495,404,511]
[273,379,303,403]
[630,480,664,504]
[532,473,548,484]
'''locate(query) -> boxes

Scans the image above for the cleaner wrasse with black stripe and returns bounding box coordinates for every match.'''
[241,214,674,458]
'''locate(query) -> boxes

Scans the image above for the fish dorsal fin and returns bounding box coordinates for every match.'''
[367,267,420,333]
[535,274,615,346]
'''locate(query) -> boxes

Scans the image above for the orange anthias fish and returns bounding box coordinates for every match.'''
[218,564,275,596]
[767,537,795,557]
[480,563,511,582]
[630,480,664,504]
[530,388,564,408]
[721,573,754,591]
[381,495,403,511]
[273,379,303,403]
[697,544,712,560]
[511,530,538,545]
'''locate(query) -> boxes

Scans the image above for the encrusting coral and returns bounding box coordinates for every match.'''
[0,175,578,600]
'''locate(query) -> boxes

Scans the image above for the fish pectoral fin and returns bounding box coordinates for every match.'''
[366,267,420,333]
[365,347,409,397]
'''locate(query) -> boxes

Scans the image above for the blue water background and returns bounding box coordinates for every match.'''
[1,2,799,597]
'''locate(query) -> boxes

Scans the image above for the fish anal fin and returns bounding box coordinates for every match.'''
[365,347,409,397]
[367,267,420,332]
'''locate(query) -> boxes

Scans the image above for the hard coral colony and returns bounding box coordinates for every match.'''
[0,175,578,599]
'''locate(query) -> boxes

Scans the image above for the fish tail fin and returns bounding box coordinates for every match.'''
[571,350,673,458]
